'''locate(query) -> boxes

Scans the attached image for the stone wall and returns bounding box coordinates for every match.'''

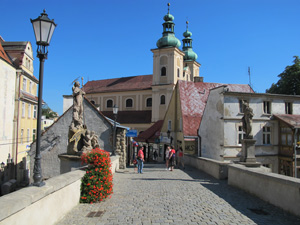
[0,156,120,225]
[228,164,300,217]
[115,129,127,169]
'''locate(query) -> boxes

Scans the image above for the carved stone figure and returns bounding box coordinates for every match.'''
[242,100,254,139]
[91,131,100,149]
[81,130,93,153]
[71,81,85,129]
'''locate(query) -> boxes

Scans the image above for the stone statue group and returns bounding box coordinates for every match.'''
[67,81,99,155]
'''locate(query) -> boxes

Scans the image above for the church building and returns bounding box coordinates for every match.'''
[64,4,201,135]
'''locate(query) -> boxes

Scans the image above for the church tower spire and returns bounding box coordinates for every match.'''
[182,21,198,61]
[156,3,181,49]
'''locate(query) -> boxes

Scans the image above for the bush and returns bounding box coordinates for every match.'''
[80,148,113,203]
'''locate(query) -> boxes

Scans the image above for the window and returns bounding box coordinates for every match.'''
[32,129,36,142]
[29,81,32,93]
[177,68,180,77]
[160,95,165,105]
[161,67,166,76]
[238,126,245,144]
[106,99,113,108]
[285,102,293,114]
[146,98,152,107]
[33,105,37,119]
[23,78,27,91]
[239,99,248,113]
[21,129,24,144]
[28,104,31,118]
[263,101,271,114]
[126,99,133,108]
[263,126,271,145]
[22,102,25,117]
[27,129,30,142]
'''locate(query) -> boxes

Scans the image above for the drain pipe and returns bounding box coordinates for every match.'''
[294,128,298,178]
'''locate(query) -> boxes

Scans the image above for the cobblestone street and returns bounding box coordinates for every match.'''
[56,163,300,225]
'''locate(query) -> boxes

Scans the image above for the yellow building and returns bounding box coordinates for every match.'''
[2,41,38,169]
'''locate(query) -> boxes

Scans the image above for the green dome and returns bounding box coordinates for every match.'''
[183,49,198,61]
[156,35,181,48]
[183,30,192,38]
[163,13,174,22]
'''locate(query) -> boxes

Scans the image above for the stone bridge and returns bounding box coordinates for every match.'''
[56,163,300,225]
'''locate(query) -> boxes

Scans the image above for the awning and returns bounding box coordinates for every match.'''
[272,114,300,129]
[134,120,163,143]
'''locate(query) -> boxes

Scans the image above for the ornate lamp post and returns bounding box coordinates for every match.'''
[31,10,56,186]
[111,105,119,156]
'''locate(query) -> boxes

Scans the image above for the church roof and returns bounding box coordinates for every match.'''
[83,75,153,94]
[178,80,253,137]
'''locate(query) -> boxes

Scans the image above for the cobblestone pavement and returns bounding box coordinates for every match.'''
[56,163,300,225]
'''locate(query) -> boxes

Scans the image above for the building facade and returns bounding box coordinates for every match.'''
[199,87,300,177]
[0,41,16,166]
[2,41,38,180]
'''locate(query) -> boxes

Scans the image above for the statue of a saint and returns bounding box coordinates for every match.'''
[71,81,85,129]
[242,101,254,139]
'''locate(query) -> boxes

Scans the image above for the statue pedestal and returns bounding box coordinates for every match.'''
[239,139,261,167]
[58,154,86,174]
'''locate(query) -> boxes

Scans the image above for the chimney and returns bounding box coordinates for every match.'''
[194,76,204,83]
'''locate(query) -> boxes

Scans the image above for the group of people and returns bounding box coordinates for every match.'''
[133,145,184,173]
[165,146,184,171]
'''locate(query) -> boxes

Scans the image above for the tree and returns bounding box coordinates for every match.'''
[266,56,300,95]
[42,103,58,119]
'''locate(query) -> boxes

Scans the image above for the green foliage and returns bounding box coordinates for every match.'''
[266,56,300,95]
[42,103,58,119]
[80,148,113,204]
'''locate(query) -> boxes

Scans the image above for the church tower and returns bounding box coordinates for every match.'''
[151,3,185,122]
[182,21,201,82]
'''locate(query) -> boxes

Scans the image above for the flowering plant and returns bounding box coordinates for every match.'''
[80,148,113,203]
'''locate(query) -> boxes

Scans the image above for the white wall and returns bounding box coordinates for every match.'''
[0,59,16,163]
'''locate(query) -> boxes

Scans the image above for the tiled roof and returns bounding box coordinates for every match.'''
[178,80,253,137]
[101,110,152,124]
[0,42,12,65]
[135,120,163,143]
[83,75,153,94]
[273,114,300,128]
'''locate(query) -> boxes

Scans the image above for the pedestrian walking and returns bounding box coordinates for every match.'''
[165,146,171,170]
[137,146,144,173]
[169,146,176,171]
[177,147,185,169]
[153,150,158,161]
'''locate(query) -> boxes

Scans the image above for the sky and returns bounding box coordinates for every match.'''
[1,0,300,115]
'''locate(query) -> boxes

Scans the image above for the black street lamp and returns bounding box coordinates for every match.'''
[111,105,119,156]
[31,10,56,187]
